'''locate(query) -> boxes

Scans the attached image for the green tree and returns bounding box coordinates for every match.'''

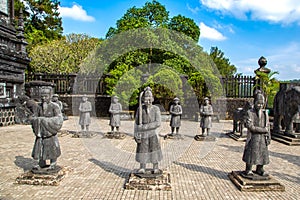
[209,46,236,77]
[14,0,63,50]
[29,34,101,73]
[254,70,280,108]
[168,15,200,42]
[80,1,222,109]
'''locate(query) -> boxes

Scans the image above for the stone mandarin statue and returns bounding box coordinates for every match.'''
[79,95,92,131]
[169,97,182,135]
[31,87,63,170]
[200,97,213,136]
[134,87,162,174]
[109,96,122,133]
[242,90,271,177]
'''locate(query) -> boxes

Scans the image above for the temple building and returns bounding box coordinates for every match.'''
[0,0,30,126]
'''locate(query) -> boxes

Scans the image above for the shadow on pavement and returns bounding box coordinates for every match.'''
[173,161,228,180]
[14,156,37,172]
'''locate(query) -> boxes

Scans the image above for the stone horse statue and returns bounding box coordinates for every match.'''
[232,101,252,136]
[273,85,300,135]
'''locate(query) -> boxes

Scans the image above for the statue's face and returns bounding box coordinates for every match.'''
[204,99,209,105]
[144,97,152,106]
[41,93,51,103]
[174,100,179,104]
[52,97,58,102]
[254,101,264,110]
[82,97,87,102]
[113,97,118,103]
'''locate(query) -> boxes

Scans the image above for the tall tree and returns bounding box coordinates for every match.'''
[14,0,63,50]
[168,15,200,42]
[82,0,221,108]
[29,34,101,73]
[209,46,236,77]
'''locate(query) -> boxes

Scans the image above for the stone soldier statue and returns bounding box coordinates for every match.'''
[31,87,63,170]
[79,94,92,131]
[169,97,182,135]
[109,96,122,133]
[200,97,213,136]
[242,90,271,176]
[134,86,162,174]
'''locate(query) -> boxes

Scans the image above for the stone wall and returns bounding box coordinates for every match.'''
[214,98,254,120]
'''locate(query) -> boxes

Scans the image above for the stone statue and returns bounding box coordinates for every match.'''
[169,97,182,135]
[232,102,252,136]
[134,86,162,174]
[52,94,63,111]
[79,95,92,131]
[242,90,270,176]
[200,97,213,136]
[52,94,68,121]
[109,96,122,133]
[31,87,63,170]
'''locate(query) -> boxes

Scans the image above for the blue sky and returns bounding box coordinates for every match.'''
[58,0,300,81]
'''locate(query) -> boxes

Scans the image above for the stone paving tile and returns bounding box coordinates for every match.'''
[0,117,299,200]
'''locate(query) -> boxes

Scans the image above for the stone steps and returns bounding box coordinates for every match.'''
[271,132,300,146]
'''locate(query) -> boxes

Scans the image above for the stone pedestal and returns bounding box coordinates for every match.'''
[271,131,300,146]
[104,132,126,139]
[125,170,171,190]
[194,135,216,141]
[228,171,285,192]
[164,133,184,140]
[15,166,72,186]
[68,130,98,138]
[226,132,246,141]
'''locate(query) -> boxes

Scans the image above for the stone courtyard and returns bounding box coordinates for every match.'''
[0,117,299,199]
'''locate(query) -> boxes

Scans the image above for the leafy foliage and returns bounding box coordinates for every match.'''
[254,71,280,108]
[78,1,223,108]
[29,34,101,73]
[209,46,236,77]
[14,0,63,50]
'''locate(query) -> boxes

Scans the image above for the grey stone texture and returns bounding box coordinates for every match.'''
[0,117,299,199]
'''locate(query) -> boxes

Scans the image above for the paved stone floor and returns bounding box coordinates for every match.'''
[0,116,299,200]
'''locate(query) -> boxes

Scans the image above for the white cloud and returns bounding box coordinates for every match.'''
[199,22,226,41]
[187,4,200,14]
[59,4,95,22]
[201,0,300,24]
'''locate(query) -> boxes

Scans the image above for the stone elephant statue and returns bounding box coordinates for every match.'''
[273,85,300,135]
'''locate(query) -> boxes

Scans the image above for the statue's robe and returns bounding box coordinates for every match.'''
[170,104,182,128]
[200,104,213,128]
[79,101,92,126]
[109,102,122,127]
[31,102,63,161]
[134,105,162,164]
[242,108,270,165]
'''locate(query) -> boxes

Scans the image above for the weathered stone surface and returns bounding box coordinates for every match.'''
[228,171,285,192]
[104,131,126,139]
[15,166,72,186]
[164,133,184,140]
[125,170,171,190]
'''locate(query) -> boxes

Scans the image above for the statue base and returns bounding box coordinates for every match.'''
[164,133,184,140]
[226,132,246,141]
[125,170,171,190]
[15,166,72,186]
[104,132,126,139]
[68,131,98,138]
[271,131,300,146]
[194,135,216,141]
[228,171,285,192]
